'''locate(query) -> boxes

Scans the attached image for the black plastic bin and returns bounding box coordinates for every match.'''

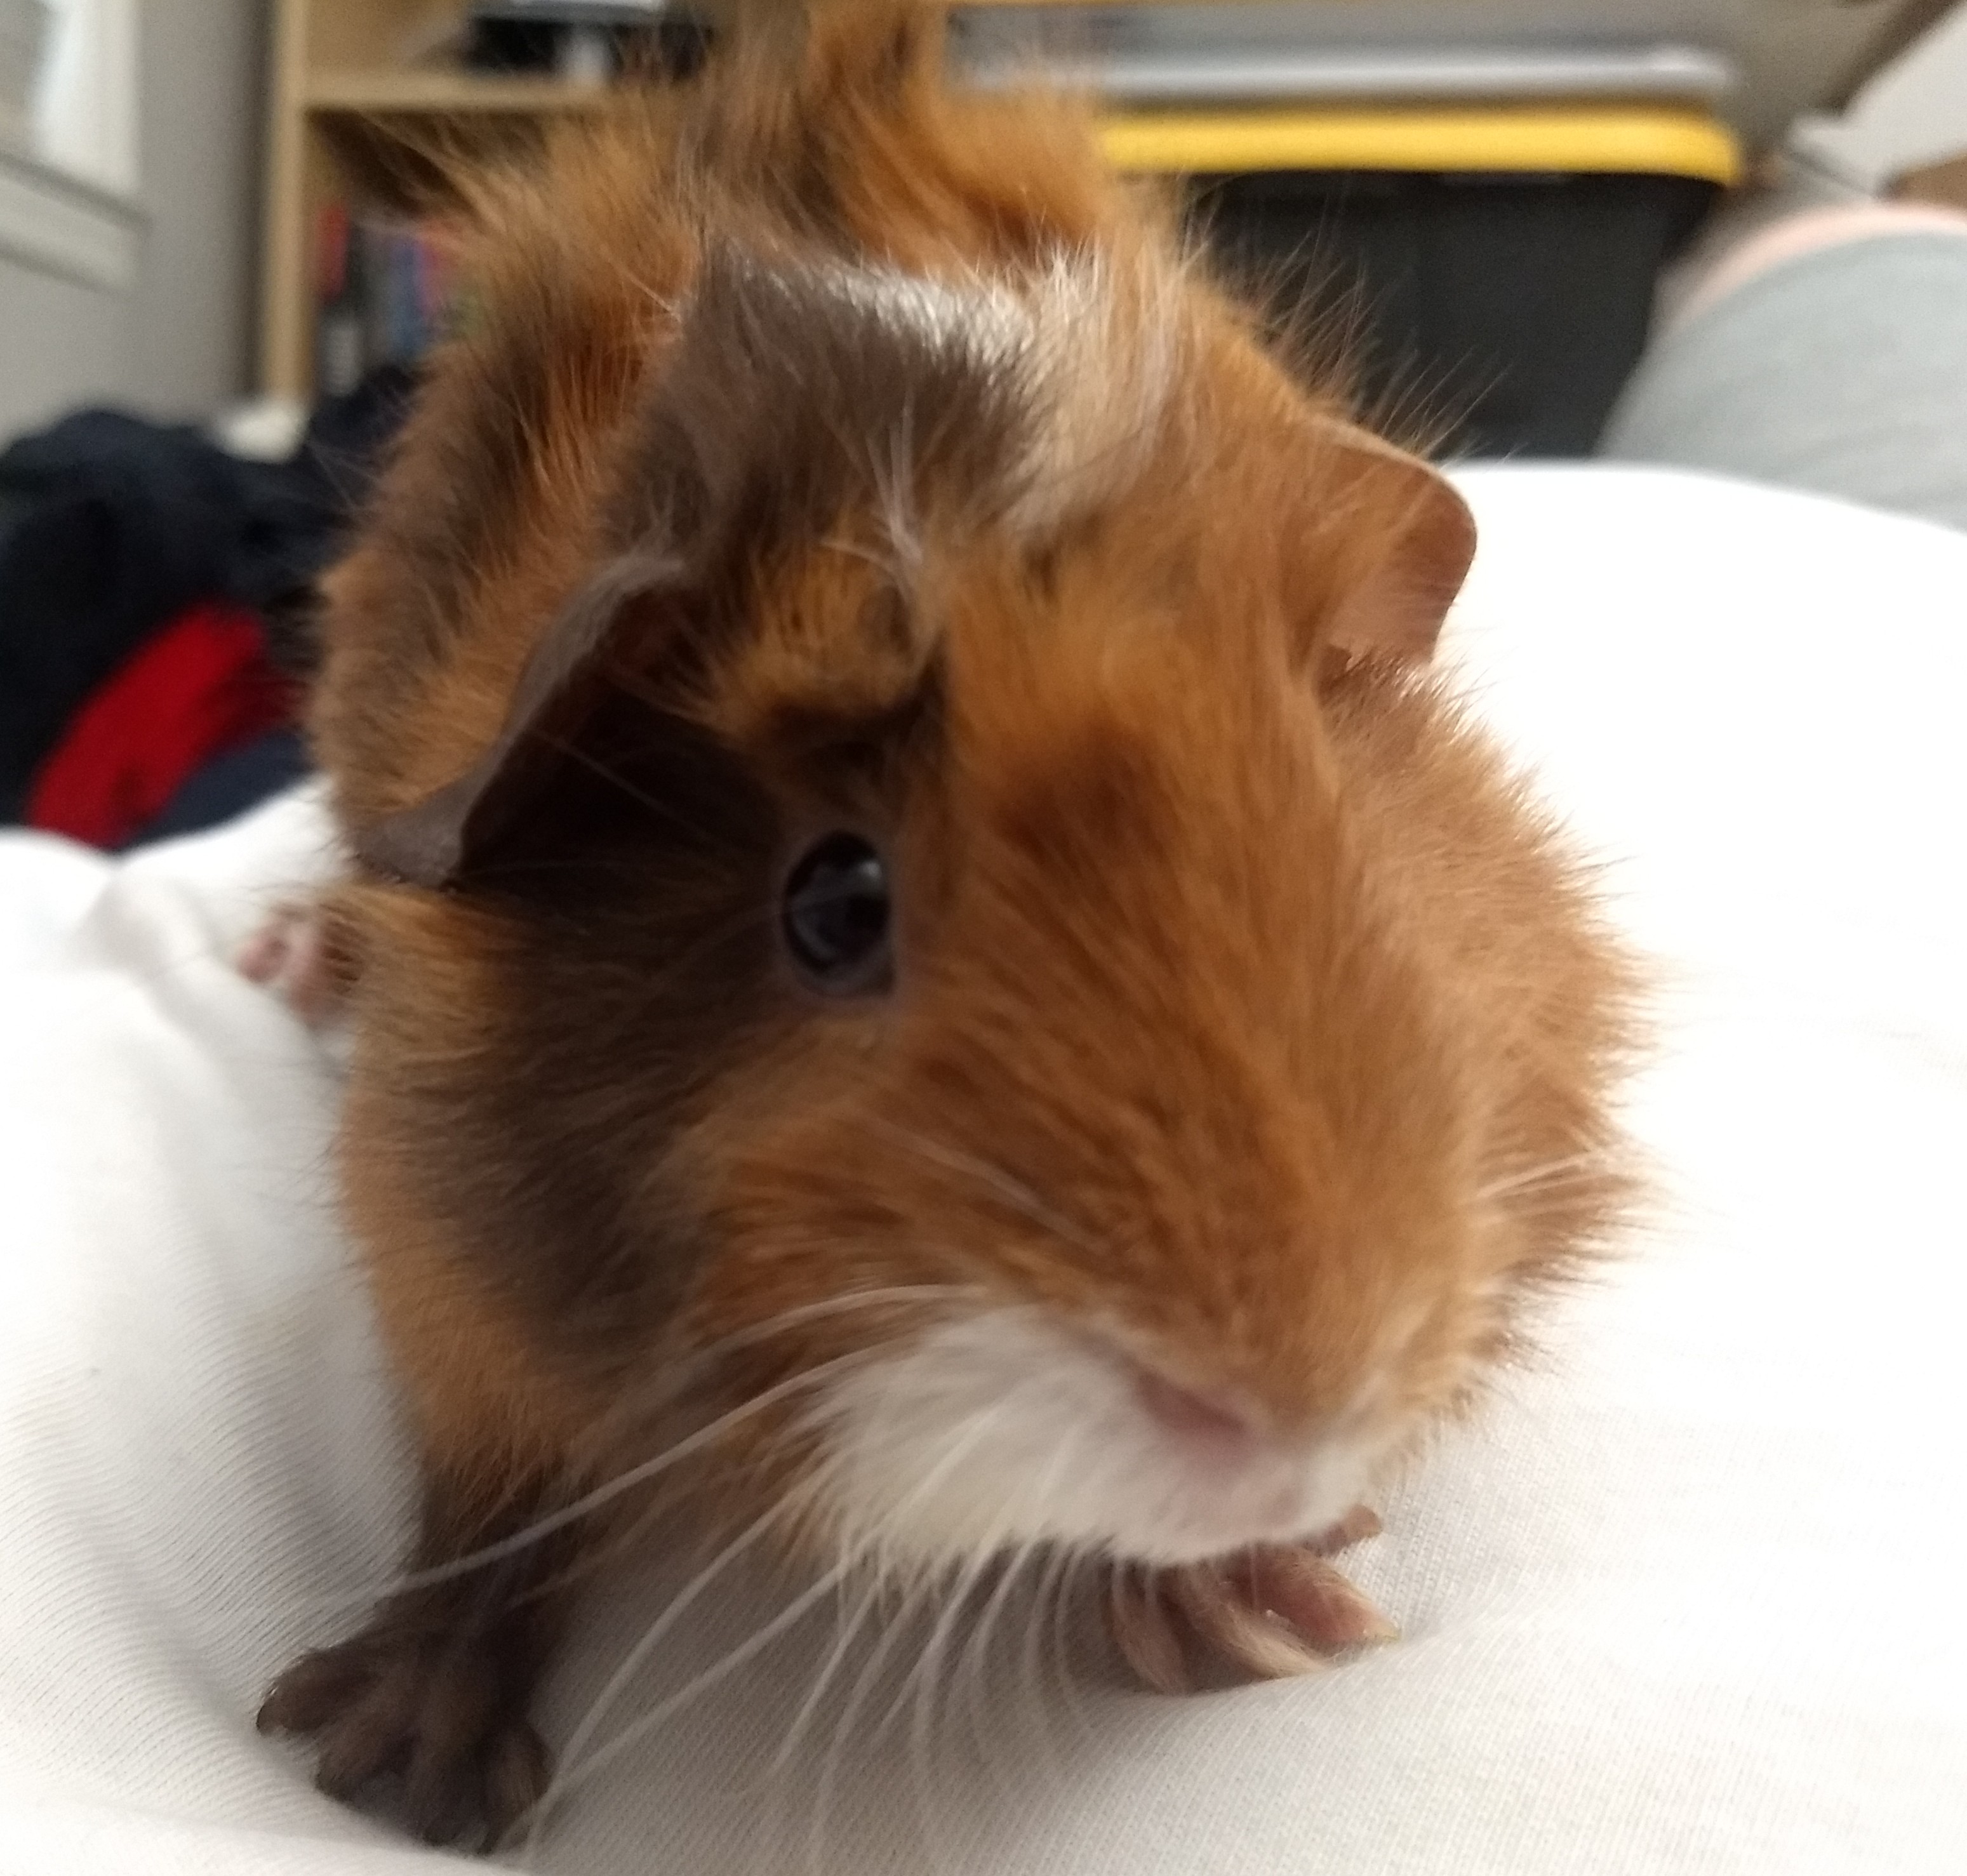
[1102,105,1741,457]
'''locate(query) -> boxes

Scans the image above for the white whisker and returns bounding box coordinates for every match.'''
[1051,1550,1098,1748]
[952,1421,1080,1792]
[695,1284,980,1357]
[948,1428,1083,1804]
[891,1455,1043,1866]
[525,1495,806,1854]
[865,1117,1105,1259]
[1017,1447,1087,1804]
[769,1561,880,1779]
[1477,1152,1610,1206]
[961,1538,1043,1802]
[277,1301,958,1621]
[808,1569,941,1876]
[524,1491,856,1850]
[799,1389,1030,1876]
[749,1559,885,1873]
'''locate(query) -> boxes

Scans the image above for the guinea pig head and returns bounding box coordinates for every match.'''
[360,243,1495,1576]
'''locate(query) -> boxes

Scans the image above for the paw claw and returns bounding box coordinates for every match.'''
[260,1620,551,1850]
[257,1644,377,1737]
[481,1721,554,1849]
[1243,1545,1399,1653]
[1107,1570,1192,1694]
[1107,1511,1396,1691]
[237,900,350,1029]
[408,1787,474,1849]
[1309,1503,1384,1553]
[309,1659,420,1799]
[403,1655,500,1842]
[1170,1564,1335,1682]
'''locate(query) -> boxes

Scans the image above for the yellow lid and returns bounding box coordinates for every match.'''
[1098,104,1742,185]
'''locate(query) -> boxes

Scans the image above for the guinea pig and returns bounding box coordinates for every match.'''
[254,0,1640,1849]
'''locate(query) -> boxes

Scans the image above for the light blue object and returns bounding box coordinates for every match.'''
[1604,230,1967,534]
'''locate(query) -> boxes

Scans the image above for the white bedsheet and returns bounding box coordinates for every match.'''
[1,465,1963,1875]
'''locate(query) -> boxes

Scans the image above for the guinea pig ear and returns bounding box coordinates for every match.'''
[355,554,690,889]
[1313,423,1477,670]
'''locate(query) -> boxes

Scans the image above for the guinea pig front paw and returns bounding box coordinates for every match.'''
[1107,1509,1396,1694]
[236,899,353,1032]
[257,1616,552,1851]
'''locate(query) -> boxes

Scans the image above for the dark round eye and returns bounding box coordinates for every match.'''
[780,832,893,994]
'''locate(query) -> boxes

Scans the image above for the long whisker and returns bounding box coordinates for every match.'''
[290,1347,879,1618]
[1051,1548,1098,1749]
[1022,1543,1083,1806]
[278,1287,977,1622]
[1476,1152,1612,1206]
[558,1545,853,1814]
[807,1569,938,1876]
[529,1494,804,1850]
[747,1557,883,1876]
[521,1468,856,1856]
[865,1117,1105,1259]
[538,1388,1023,1861]
[528,729,705,842]
[963,1538,1045,1803]
[746,1554,879,1873]
[882,1397,1069,1755]
[801,1392,1027,1876]
[846,1393,1032,1739]
[769,1562,880,1780]
[891,1455,1044,1868]
[691,1284,980,1359]
[1017,1461,1086,1805]
[566,1281,974,1505]
[903,1585,961,1873]
[961,1429,1081,1795]
[757,1342,944,1801]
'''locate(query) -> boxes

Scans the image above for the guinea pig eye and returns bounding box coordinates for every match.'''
[780,832,893,995]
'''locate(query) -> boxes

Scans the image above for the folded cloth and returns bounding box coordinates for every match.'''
[0,467,1963,1876]
[23,601,296,851]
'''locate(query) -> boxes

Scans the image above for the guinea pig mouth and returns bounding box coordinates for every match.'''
[802,1307,1380,1572]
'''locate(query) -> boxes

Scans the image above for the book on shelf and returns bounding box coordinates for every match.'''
[314,205,465,399]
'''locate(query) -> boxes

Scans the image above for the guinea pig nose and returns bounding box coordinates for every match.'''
[1132,1366,1260,1450]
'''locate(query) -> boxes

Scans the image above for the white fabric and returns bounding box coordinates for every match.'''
[1,464,1964,1876]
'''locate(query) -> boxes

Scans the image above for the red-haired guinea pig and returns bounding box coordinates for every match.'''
[252,0,1640,1849]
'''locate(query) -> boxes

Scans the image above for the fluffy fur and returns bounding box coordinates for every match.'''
[265,0,1640,1849]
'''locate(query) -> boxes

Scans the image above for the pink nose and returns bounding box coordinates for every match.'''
[1133,1366,1259,1449]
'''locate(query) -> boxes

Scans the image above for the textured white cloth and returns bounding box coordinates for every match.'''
[1,465,1963,1876]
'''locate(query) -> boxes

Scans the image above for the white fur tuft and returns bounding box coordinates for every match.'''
[804,1307,1381,1575]
[813,249,1184,552]
[1006,246,1185,536]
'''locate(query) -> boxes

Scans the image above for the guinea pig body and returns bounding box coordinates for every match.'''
[259,1,1639,1847]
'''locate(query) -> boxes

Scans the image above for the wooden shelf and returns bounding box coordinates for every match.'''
[262,0,641,398]
[303,70,611,116]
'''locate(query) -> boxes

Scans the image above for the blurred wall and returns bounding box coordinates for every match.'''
[0,260,129,441]
[0,1,266,441]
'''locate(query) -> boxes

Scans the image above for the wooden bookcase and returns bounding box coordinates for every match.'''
[260,0,618,398]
